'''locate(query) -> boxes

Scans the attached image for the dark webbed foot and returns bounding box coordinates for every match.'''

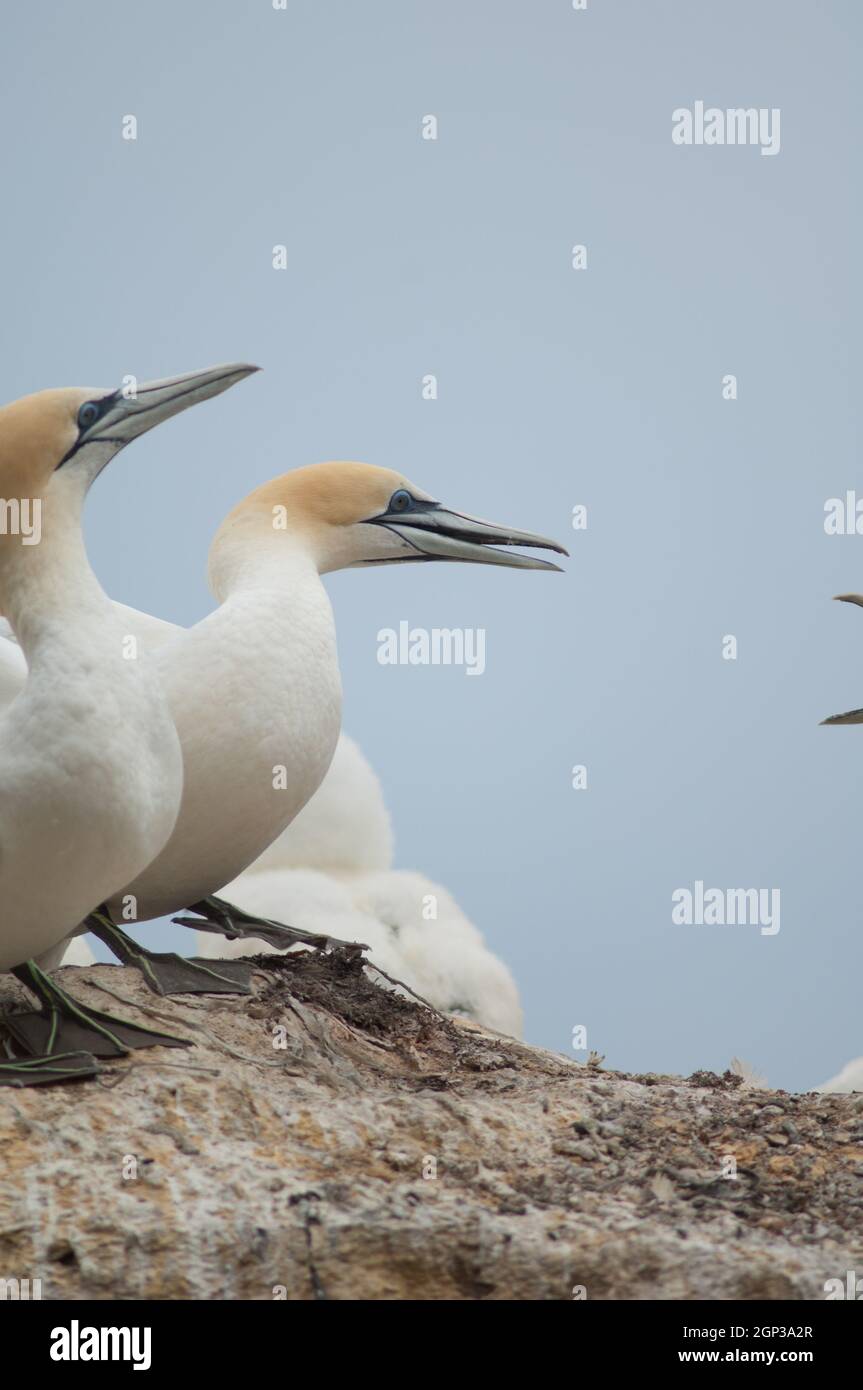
[0,1051,100,1087]
[8,960,190,1057]
[86,912,254,997]
[174,894,368,955]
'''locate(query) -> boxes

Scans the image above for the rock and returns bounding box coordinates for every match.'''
[0,953,861,1301]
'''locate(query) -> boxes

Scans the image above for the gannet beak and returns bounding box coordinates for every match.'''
[821,709,863,725]
[368,504,569,571]
[86,363,260,448]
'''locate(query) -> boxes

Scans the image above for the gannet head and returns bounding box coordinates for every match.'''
[212,461,568,583]
[0,364,258,500]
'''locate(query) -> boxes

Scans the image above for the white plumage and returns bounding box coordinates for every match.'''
[5,460,564,956]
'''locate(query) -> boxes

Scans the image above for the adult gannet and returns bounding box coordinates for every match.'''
[0,365,256,1080]
[822,594,863,724]
[45,463,566,994]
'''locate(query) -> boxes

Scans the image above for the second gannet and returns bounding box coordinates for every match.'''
[47,463,566,993]
[0,365,255,1079]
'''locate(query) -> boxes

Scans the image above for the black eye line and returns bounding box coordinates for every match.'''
[56,390,120,469]
[80,389,118,426]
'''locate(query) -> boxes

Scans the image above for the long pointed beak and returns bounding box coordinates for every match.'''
[374,504,568,571]
[88,363,260,447]
[821,708,863,725]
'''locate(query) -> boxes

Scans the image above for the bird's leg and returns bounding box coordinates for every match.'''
[85,910,254,998]
[174,894,368,955]
[0,1038,100,1087]
[4,959,190,1058]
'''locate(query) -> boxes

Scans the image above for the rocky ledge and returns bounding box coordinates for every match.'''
[0,953,860,1300]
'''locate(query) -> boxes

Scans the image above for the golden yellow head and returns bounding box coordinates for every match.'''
[0,388,98,498]
[211,460,568,583]
[0,364,258,509]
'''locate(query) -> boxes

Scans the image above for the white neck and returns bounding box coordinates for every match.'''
[0,483,110,663]
[208,527,321,601]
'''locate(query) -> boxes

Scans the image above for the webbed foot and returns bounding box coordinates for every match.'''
[86,913,254,997]
[8,960,190,1057]
[174,894,368,956]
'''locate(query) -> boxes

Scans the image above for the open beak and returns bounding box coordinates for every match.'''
[86,363,260,449]
[370,503,568,571]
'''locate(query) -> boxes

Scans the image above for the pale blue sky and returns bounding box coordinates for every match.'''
[1,1,861,1089]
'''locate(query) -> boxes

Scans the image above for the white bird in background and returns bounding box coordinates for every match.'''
[821,593,863,724]
[730,1055,863,1094]
[817,1056,863,1093]
[0,365,254,1081]
[195,736,524,1036]
[11,461,566,1001]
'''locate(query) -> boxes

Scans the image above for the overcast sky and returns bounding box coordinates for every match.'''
[1,1,861,1089]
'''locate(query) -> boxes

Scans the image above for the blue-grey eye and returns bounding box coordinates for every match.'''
[77,401,101,430]
[389,489,412,513]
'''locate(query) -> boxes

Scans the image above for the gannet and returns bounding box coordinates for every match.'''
[41,463,566,994]
[0,365,256,1080]
[822,594,863,724]
[196,735,524,1036]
